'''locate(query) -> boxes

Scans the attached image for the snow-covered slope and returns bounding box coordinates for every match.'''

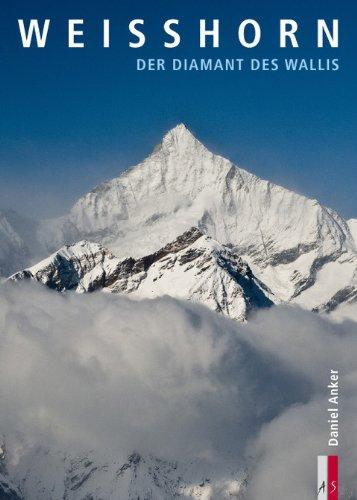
[348,219,357,246]
[11,228,274,321]
[36,124,356,313]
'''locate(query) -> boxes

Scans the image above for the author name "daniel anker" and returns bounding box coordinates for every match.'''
[328,369,339,447]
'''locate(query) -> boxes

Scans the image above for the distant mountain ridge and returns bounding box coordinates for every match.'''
[1,447,247,500]
[0,209,39,279]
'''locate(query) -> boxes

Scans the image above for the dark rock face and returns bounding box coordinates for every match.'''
[104,227,205,289]
[0,480,23,500]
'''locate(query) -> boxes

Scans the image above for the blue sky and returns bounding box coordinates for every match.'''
[0,0,356,218]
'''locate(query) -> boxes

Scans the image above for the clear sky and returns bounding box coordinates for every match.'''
[1,0,356,219]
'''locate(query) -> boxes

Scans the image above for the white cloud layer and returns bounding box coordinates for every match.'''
[0,282,356,498]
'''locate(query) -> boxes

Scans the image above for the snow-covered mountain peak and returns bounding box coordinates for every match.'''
[1,125,353,316]
[160,123,199,149]
[10,240,119,293]
[8,447,247,500]
[163,122,191,139]
[150,122,214,167]
[10,227,274,321]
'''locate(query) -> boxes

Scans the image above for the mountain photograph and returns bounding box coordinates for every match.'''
[1,124,357,499]
[1,1,357,499]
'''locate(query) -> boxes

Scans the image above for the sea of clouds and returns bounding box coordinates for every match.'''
[0,282,356,499]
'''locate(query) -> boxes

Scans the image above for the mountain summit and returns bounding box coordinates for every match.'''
[162,122,195,142]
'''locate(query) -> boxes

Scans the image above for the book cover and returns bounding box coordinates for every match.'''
[0,1,355,499]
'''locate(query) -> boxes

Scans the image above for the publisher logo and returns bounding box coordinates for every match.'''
[317,455,338,499]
